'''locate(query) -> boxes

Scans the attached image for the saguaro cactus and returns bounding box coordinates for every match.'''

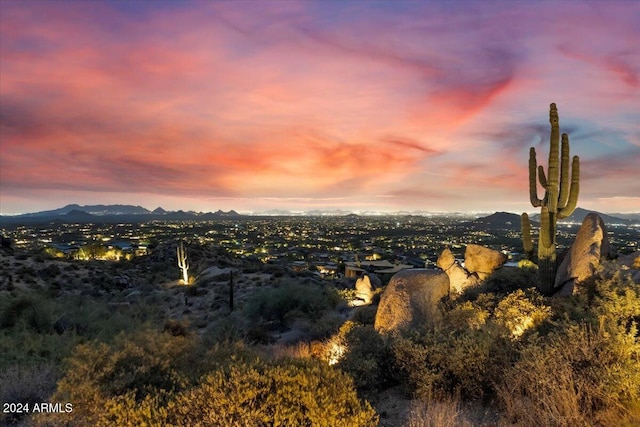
[177,241,189,284]
[521,213,534,260]
[521,103,580,294]
[229,270,234,312]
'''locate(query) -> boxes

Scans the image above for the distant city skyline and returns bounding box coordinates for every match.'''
[1,1,639,215]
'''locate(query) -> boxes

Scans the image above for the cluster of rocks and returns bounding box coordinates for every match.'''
[436,244,507,294]
[374,244,507,334]
[373,212,637,335]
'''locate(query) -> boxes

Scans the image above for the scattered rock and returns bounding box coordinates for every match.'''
[464,244,508,280]
[555,213,612,294]
[374,269,449,334]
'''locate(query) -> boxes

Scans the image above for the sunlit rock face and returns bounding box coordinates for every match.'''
[374,269,449,334]
[436,248,456,271]
[464,244,508,281]
[437,248,479,294]
[555,213,612,294]
[354,273,381,305]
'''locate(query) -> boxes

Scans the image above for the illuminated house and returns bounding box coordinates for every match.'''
[344,260,413,278]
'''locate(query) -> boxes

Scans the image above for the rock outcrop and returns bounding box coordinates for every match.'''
[374,269,449,334]
[555,213,611,294]
[464,244,508,280]
[355,273,381,304]
[197,266,233,283]
[437,248,479,294]
[436,248,456,271]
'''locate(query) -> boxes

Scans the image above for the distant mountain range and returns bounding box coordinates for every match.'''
[464,208,639,231]
[463,211,535,231]
[1,204,637,226]
[0,204,242,225]
[530,207,637,225]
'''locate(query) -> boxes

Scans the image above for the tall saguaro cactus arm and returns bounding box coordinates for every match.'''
[521,103,580,294]
[521,213,533,259]
[529,148,543,207]
[177,241,189,284]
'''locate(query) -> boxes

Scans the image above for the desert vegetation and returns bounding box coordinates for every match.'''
[4,238,638,427]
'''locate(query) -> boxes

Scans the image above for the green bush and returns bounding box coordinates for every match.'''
[37,331,377,427]
[36,329,202,426]
[391,327,499,400]
[461,266,537,300]
[493,289,551,338]
[498,322,640,426]
[168,358,378,427]
[0,363,59,426]
[351,305,379,325]
[38,263,61,279]
[244,283,340,330]
[0,295,52,333]
[497,271,640,426]
[335,322,392,391]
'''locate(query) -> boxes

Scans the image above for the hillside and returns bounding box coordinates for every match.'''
[531,207,634,225]
[0,204,243,225]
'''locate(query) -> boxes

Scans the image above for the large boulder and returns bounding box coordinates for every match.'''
[374,269,449,334]
[464,244,508,280]
[355,273,381,304]
[555,213,612,294]
[437,248,480,294]
[197,266,233,284]
[436,248,456,271]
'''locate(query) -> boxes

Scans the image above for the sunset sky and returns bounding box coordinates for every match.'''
[1,0,639,215]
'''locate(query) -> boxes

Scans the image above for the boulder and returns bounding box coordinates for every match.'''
[436,248,456,271]
[355,273,381,304]
[464,244,507,280]
[197,266,233,283]
[374,269,449,334]
[555,213,611,294]
[437,248,480,294]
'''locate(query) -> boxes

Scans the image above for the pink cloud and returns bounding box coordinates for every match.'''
[1,1,639,213]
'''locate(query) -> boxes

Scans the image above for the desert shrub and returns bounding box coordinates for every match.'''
[298,311,344,340]
[184,283,204,297]
[493,289,551,338]
[498,322,640,426]
[0,363,58,426]
[444,300,490,330]
[205,313,249,344]
[38,333,377,427]
[37,329,202,426]
[16,265,37,280]
[38,263,61,279]
[163,319,191,337]
[351,304,379,325]
[0,295,52,333]
[408,397,479,427]
[392,327,501,400]
[244,283,340,330]
[497,272,640,426]
[333,322,393,391]
[462,266,537,300]
[167,358,378,427]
